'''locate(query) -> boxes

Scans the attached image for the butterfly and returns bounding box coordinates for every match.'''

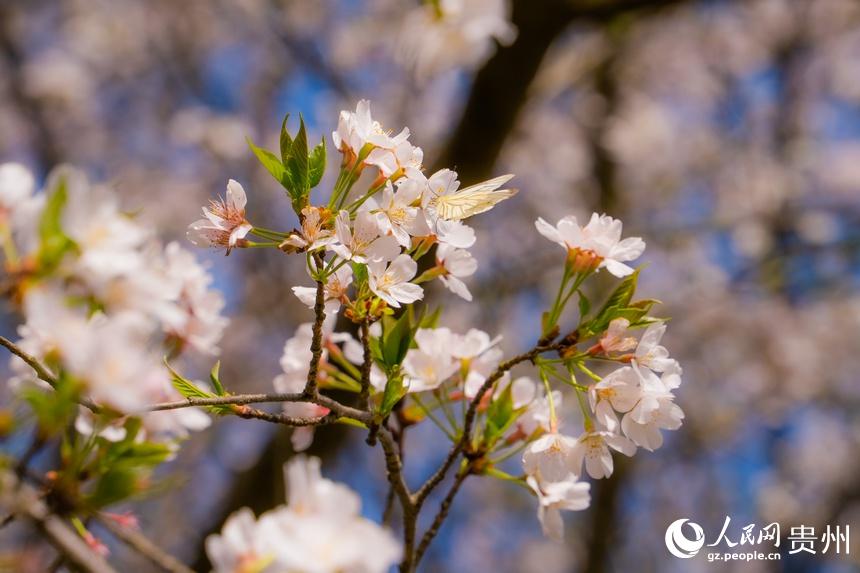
[428,174,518,221]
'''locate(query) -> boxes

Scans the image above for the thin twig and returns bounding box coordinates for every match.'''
[144,393,371,424]
[1,472,116,573]
[412,343,560,509]
[232,406,336,427]
[413,469,470,567]
[377,428,416,572]
[0,336,100,412]
[95,514,193,573]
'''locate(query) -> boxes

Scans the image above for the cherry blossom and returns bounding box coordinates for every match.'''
[367,254,423,308]
[522,432,580,484]
[535,212,646,277]
[402,327,459,393]
[526,475,591,541]
[436,243,478,301]
[292,263,353,314]
[330,209,399,263]
[569,430,636,480]
[281,206,337,252]
[187,179,252,254]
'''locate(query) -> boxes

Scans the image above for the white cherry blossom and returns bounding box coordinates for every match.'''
[588,366,641,432]
[527,475,591,542]
[402,327,459,392]
[634,322,678,372]
[292,263,353,314]
[569,430,636,479]
[535,212,646,277]
[436,243,477,301]
[369,179,430,247]
[367,254,423,308]
[522,432,580,484]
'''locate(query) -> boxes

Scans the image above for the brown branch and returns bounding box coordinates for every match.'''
[303,275,328,396]
[95,514,194,573]
[145,393,371,424]
[413,468,470,567]
[232,406,337,427]
[358,320,372,409]
[377,428,416,573]
[0,472,116,573]
[412,343,559,510]
[0,336,100,412]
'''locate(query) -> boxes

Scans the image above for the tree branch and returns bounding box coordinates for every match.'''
[0,336,100,412]
[377,428,416,573]
[358,320,372,408]
[144,392,371,424]
[303,275,328,396]
[413,468,470,567]
[95,514,194,573]
[0,472,116,573]
[413,343,559,510]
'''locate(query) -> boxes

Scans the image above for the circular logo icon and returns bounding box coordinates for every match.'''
[665,518,705,559]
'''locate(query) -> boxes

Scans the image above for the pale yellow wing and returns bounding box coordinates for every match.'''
[433,174,517,221]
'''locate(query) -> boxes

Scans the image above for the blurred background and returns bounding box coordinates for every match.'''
[1,0,859,571]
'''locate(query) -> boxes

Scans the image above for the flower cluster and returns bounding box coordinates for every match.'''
[1,163,227,441]
[206,456,401,573]
[0,98,682,571]
[183,101,684,550]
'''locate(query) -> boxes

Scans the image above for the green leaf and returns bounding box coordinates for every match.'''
[379,373,407,416]
[37,176,75,270]
[584,269,640,335]
[308,137,326,189]
[351,261,368,286]
[483,382,517,446]
[577,290,590,320]
[21,373,80,436]
[601,269,639,312]
[279,113,294,164]
[285,117,310,198]
[419,306,442,329]
[248,138,289,187]
[380,311,414,369]
[164,360,232,414]
[209,361,226,396]
[87,467,138,508]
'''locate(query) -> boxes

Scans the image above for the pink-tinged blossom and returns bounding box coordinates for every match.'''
[187,179,252,254]
[598,318,638,353]
[330,209,399,263]
[281,206,337,252]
